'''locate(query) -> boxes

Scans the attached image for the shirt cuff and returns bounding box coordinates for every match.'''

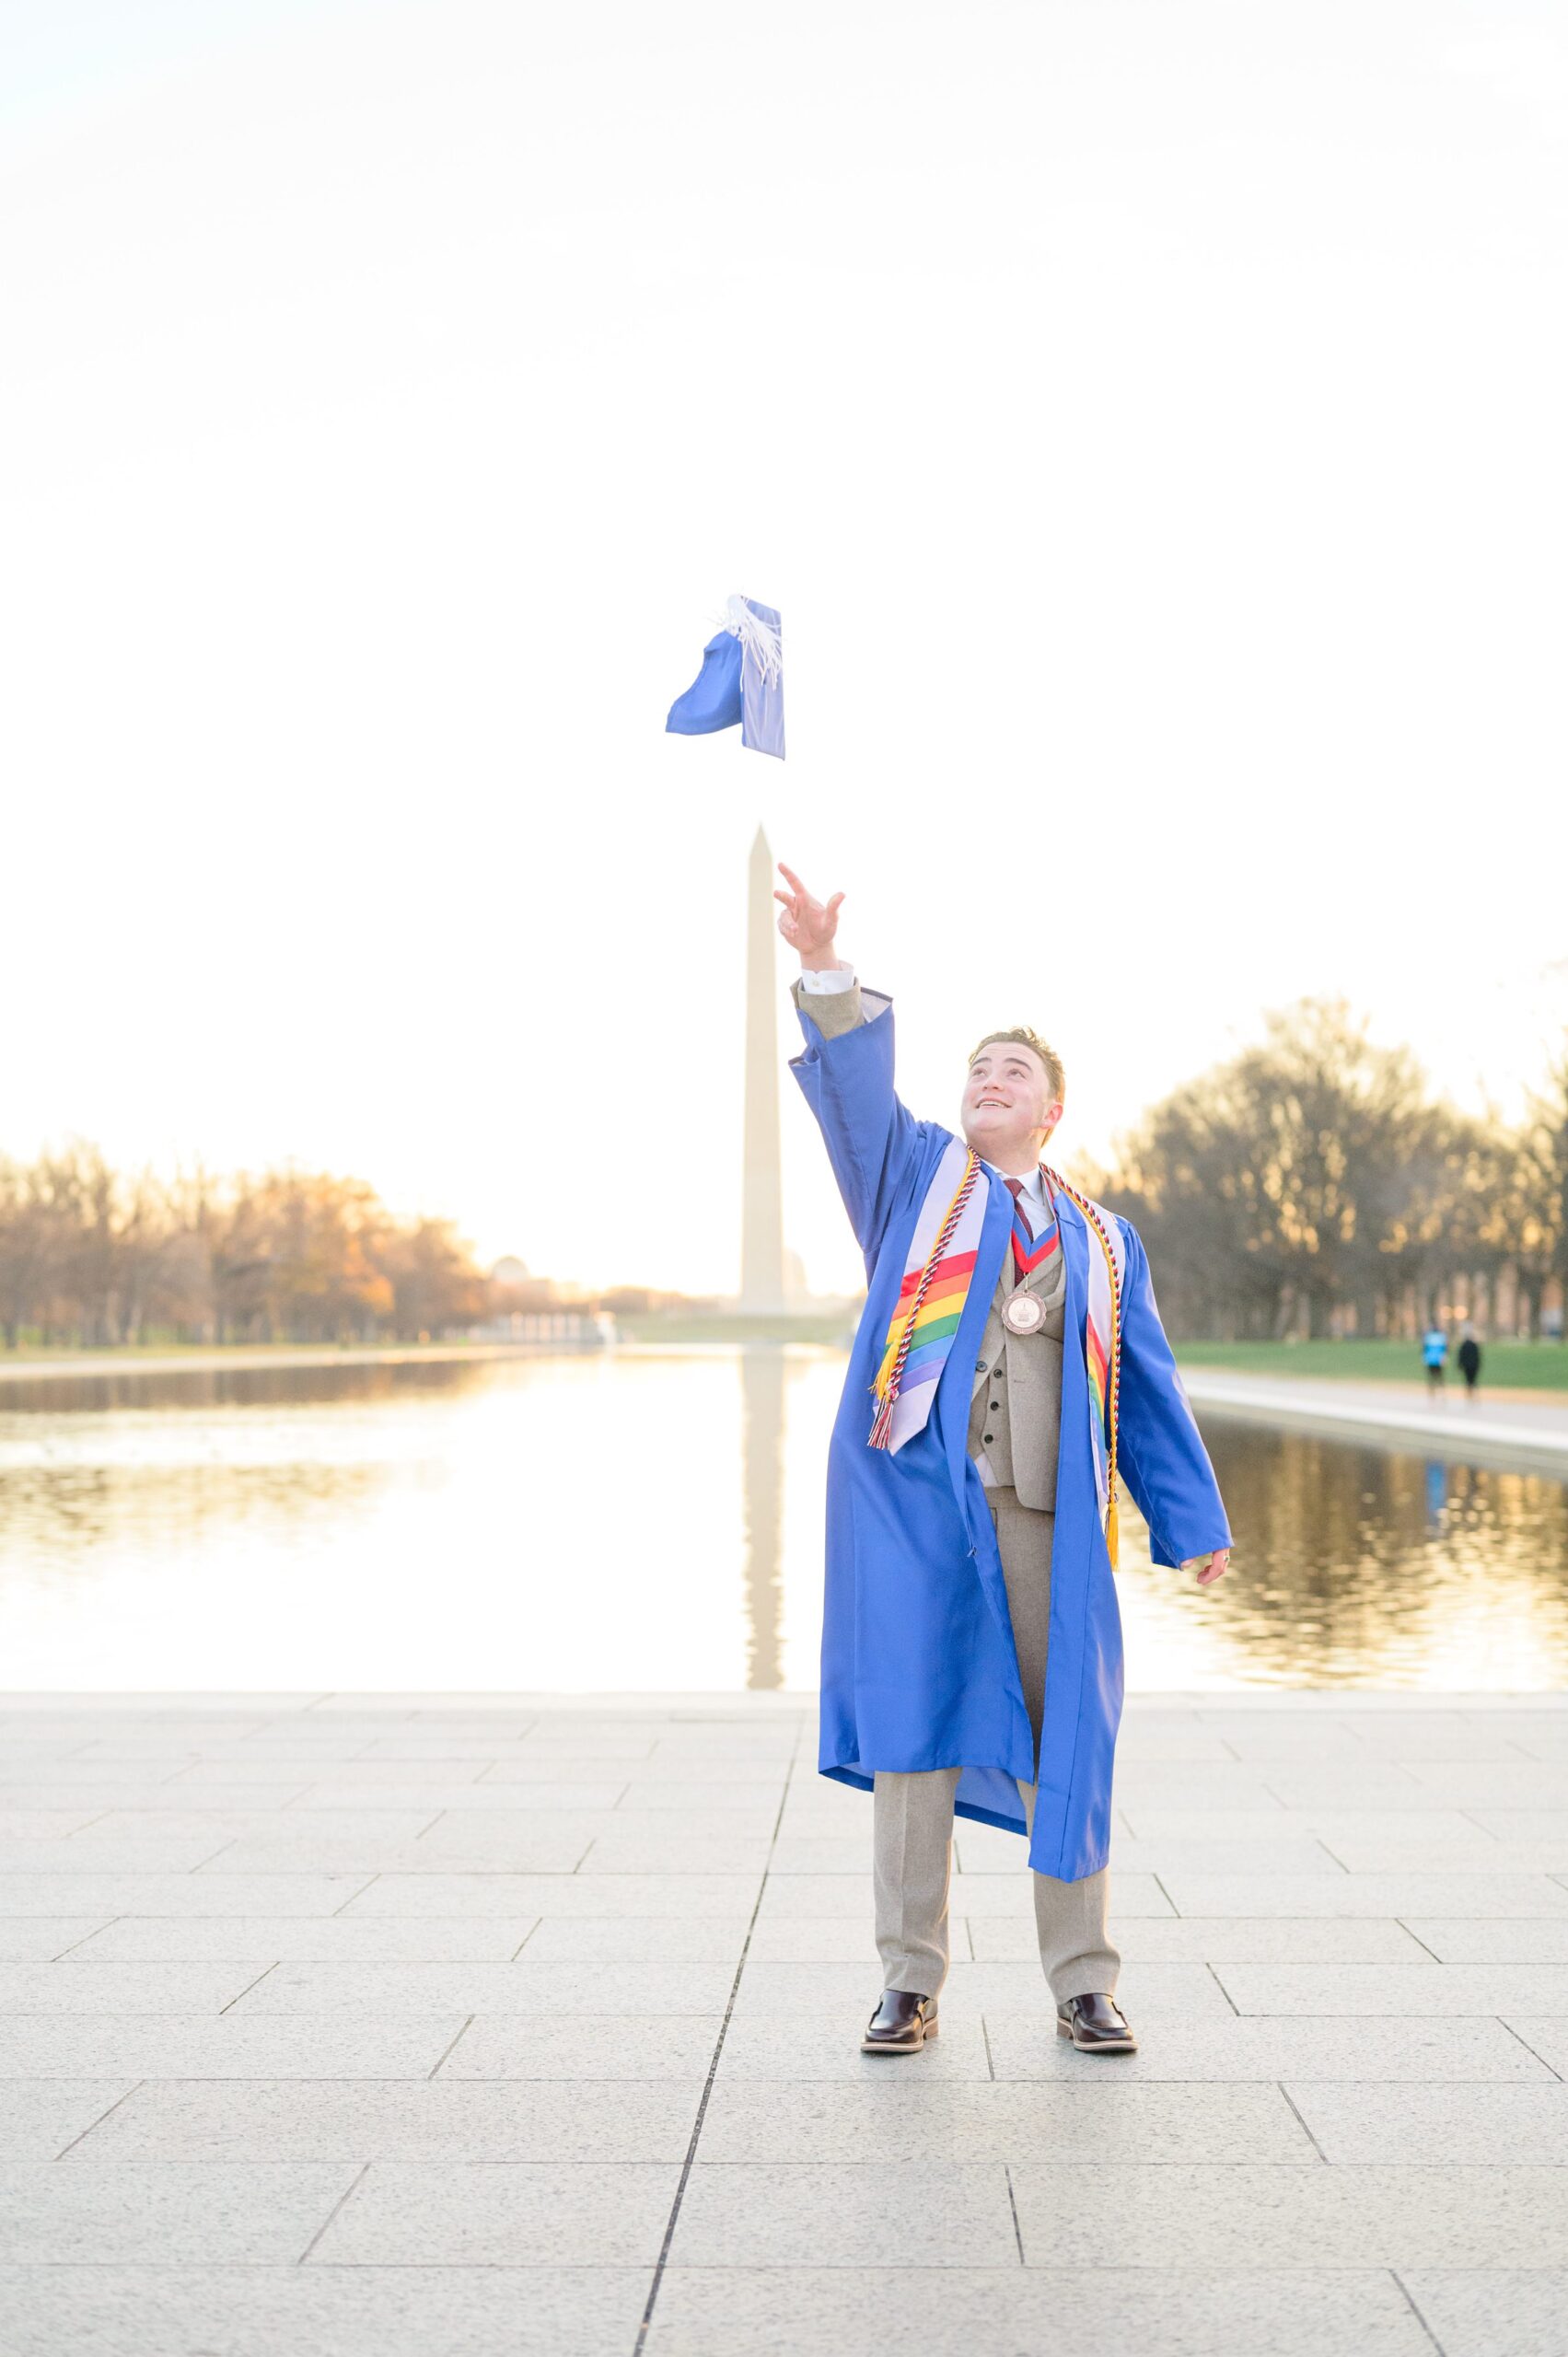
[798,966,856,993]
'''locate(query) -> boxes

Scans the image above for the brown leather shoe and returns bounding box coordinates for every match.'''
[861,1989,939,2053]
[1056,1991,1137,2052]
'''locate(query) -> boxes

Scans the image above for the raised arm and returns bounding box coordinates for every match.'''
[777,862,922,1263]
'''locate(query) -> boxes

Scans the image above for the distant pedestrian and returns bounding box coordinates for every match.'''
[1422,1325,1448,1394]
[1458,1328,1482,1400]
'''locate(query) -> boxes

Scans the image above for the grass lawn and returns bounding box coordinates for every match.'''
[1177,1337,1568,1393]
[621,1325,1568,1387]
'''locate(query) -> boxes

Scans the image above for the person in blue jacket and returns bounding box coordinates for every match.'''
[1423,1324,1449,1394]
[777,861,1232,2058]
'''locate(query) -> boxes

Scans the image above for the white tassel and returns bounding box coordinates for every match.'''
[722,593,783,687]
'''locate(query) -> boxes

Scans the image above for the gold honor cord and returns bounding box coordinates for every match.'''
[1041,1167,1123,1570]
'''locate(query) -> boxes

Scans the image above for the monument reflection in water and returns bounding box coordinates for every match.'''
[740,1345,787,1692]
[0,1353,1566,1690]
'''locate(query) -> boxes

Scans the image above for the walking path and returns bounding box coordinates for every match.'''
[2,1689,1568,2353]
[1182,1367,1568,1474]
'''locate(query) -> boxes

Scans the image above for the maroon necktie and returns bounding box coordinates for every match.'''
[1005,1178,1032,1282]
[1005,1174,1061,1282]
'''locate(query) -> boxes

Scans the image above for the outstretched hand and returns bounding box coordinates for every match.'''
[1183,1549,1231,1585]
[774,861,845,963]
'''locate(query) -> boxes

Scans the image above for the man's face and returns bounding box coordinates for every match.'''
[960,1041,1063,1164]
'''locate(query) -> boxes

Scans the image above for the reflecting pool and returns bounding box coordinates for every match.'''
[0,1350,1565,1690]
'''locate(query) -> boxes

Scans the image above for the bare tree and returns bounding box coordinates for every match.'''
[1514,1039,1568,1338]
[382,1218,489,1341]
[1100,999,1511,1341]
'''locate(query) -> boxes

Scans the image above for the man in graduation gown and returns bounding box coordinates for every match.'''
[776,862,1232,2057]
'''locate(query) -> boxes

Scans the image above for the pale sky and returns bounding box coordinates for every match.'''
[5,0,1565,1302]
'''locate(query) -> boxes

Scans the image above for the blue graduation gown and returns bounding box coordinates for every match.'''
[790,982,1232,1880]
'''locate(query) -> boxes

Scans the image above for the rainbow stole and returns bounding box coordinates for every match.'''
[868,1146,1129,1567]
[867,1138,986,1452]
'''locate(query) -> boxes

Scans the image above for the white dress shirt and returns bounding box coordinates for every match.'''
[995,1162,1052,1226]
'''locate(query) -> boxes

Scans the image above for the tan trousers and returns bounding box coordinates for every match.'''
[873,1481,1120,2004]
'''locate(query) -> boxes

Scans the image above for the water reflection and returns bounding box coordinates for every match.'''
[1120,1411,1568,1689]
[0,1350,827,1692]
[0,1360,486,1416]
[1424,1457,1449,1530]
[739,1348,785,1689]
[0,1354,1564,1690]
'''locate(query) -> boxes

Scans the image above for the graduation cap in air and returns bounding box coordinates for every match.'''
[665,595,784,760]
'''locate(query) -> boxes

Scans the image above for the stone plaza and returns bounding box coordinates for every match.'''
[3,1690,1568,2354]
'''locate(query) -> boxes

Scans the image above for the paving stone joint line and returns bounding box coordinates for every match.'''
[632,1772,793,2354]
[1388,2268,1450,2354]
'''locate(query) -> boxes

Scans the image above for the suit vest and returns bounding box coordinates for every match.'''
[966,1223,1068,1511]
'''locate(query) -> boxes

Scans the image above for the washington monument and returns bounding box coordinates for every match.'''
[740,823,787,1312]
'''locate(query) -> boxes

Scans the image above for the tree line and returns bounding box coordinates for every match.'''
[7,997,1566,1351]
[0,1148,489,1348]
[1087,999,1568,1342]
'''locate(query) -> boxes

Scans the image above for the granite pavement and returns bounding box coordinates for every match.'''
[3,1690,1568,2355]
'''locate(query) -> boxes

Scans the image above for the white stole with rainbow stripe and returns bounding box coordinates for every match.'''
[868,1138,987,1452]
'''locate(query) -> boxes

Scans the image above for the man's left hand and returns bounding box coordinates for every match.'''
[1182,1549,1231,1585]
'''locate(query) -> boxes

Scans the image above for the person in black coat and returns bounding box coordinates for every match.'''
[1458,1329,1482,1399]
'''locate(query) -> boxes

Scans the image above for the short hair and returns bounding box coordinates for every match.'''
[968,1027,1065,1107]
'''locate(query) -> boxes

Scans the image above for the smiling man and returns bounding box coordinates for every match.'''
[777,862,1232,2059]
